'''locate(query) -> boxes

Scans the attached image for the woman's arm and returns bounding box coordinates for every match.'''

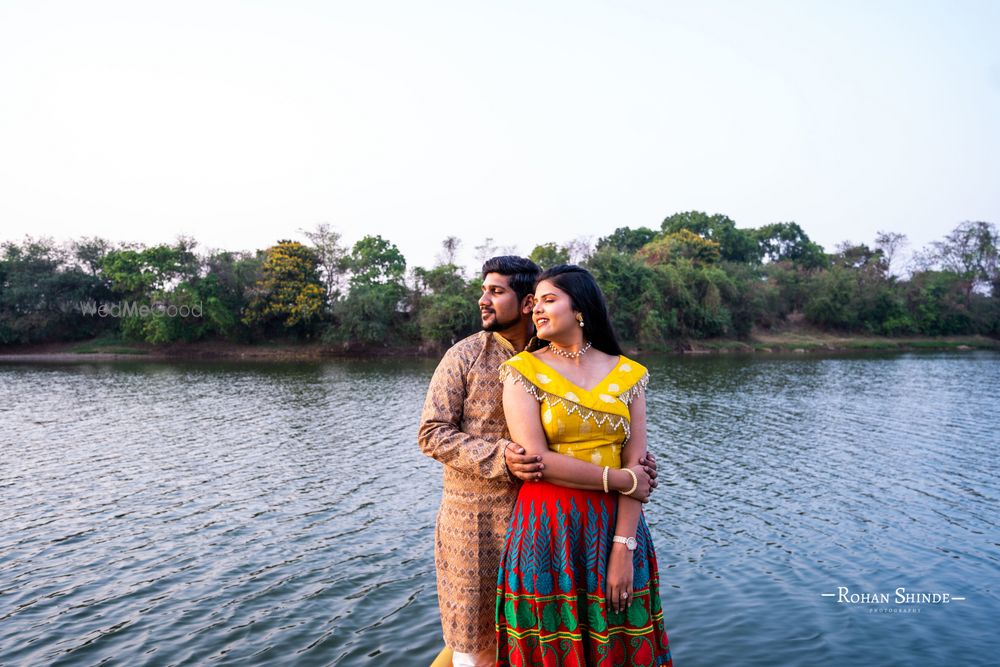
[502,374,649,497]
[607,389,648,612]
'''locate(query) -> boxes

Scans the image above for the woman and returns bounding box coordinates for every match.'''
[495,265,673,666]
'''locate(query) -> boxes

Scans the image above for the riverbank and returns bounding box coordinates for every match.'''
[682,327,1000,355]
[1,326,997,362]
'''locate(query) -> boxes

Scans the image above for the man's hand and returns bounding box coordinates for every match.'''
[505,441,544,481]
[638,451,659,493]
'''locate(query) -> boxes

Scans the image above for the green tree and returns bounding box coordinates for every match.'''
[637,230,721,266]
[0,237,111,343]
[803,265,858,330]
[932,220,999,301]
[529,242,570,268]
[662,211,760,263]
[753,222,827,268]
[587,249,665,345]
[72,236,113,276]
[831,242,886,273]
[347,235,406,287]
[903,270,974,335]
[101,244,195,298]
[595,227,658,255]
[332,235,411,345]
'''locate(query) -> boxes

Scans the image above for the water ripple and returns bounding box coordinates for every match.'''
[1,351,998,665]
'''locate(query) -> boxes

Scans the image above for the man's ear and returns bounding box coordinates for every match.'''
[520,294,534,314]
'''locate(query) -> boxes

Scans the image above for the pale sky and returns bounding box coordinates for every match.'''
[1,0,998,275]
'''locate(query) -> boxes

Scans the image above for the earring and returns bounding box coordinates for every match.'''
[576,314,584,327]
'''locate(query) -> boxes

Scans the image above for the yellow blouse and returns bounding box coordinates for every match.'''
[499,351,649,469]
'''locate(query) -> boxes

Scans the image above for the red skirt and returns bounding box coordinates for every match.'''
[495,481,673,666]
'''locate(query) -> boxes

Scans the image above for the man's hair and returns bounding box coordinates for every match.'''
[481,256,541,303]
[535,264,623,356]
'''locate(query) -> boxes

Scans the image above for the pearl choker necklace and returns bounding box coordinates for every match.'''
[547,341,592,359]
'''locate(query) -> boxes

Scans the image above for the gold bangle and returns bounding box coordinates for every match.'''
[621,468,638,496]
[602,466,610,493]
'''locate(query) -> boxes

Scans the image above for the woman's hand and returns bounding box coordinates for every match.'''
[606,543,635,614]
[612,465,652,502]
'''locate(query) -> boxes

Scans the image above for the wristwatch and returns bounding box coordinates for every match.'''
[613,535,637,551]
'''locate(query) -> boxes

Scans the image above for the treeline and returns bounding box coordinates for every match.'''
[1,213,998,349]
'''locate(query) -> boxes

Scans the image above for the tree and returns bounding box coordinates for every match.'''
[300,223,348,304]
[412,264,479,346]
[101,241,198,298]
[662,211,760,263]
[347,235,406,288]
[565,237,594,264]
[72,236,113,276]
[196,250,263,340]
[333,235,410,345]
[831,242,887,274]
[637,230,721,266]
[753,222,827,268]
[803,265,858,330]
[437,236,462,267]
[242,240,326,335]
[413,264,468,296]
[874,230,908,278]
[529,242,570,268]
[903,270,974,335]
[0,236,110,343]
[474,237,516,268]
[595,227,658,255]
[587,248,664,345]
[931,221,999,300]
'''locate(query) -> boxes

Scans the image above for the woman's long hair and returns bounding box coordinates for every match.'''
[535,264,623,356]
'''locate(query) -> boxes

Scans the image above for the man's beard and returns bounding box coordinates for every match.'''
[481,310,520,332]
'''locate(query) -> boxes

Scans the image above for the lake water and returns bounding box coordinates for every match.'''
[1,350,998,666]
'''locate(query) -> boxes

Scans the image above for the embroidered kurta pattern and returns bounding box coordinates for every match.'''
[418,331,522,654]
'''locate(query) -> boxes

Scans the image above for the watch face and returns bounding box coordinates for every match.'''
[627,537,637,550]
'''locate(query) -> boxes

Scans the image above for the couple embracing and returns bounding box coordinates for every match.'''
[418,256,674,667]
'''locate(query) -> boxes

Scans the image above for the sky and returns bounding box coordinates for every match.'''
[1,0,998,275]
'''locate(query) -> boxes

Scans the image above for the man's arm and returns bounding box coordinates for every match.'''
[417,348,513,481]
[506,443,659,489]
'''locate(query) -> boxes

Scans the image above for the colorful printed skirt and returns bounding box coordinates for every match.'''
[495,481,673,666]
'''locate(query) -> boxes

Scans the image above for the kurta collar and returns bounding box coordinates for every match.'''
[492,332,516,355]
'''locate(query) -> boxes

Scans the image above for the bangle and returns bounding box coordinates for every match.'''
[621,468,638,496]
[602,466,610,493]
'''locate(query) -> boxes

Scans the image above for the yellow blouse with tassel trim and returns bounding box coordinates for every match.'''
[499,351,649,469]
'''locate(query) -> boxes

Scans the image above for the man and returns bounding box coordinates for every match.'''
[418,256,657,667]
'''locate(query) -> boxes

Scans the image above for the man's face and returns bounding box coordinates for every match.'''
[479,272,527,332]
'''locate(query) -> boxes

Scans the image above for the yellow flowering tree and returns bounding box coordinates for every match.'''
[242,240,326,335]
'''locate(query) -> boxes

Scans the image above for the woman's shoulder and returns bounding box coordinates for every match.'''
[616,354,648,378]
[613,354,649,406]
[500,350,544,382]
[503,350,539,368]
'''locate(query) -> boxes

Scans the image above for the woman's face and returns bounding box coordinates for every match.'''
[532,279,580,341]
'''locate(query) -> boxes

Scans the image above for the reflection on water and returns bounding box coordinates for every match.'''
[1,351,997,666]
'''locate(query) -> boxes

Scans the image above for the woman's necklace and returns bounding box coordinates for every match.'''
[547,341,592,359]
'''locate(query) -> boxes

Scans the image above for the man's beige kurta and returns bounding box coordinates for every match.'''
[418,331,522,654]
